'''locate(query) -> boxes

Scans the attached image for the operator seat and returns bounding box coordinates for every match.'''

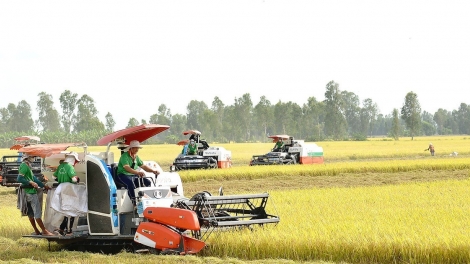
[110,163,127,189]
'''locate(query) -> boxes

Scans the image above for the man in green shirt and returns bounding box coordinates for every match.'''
[17,153,54,236]
[274,138,285,152]
[53,152,80,236]
[117,140,160,205]
[187,139,198,155]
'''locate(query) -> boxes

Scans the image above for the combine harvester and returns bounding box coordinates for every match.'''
[0,136,43,187]
[250,135,324,166]
[172,130,232,171]
[20,125,279,255]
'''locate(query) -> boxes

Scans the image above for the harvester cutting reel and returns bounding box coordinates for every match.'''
[174,189,280,241]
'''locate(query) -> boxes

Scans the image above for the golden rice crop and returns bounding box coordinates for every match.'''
[204,179,470,263]
[178,157,470,183]
[1,178,470,263]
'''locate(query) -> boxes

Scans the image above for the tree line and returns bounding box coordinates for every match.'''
[1,80,469,148]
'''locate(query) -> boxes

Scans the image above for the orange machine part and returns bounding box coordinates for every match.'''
[217,160,232,168]
[143,207,201,231]
[182,235,206,254]
[135,222,181,250]
[135,222,205,254]
[300,156,324,164]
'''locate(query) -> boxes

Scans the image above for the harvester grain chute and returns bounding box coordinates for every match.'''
[19,124,279,255]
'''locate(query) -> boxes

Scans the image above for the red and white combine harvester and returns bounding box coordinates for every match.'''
[172,130,232,171]
[250,135,324,166]
[20,125,279,255]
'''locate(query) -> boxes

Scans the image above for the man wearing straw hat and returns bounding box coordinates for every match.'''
[116,140,160,205]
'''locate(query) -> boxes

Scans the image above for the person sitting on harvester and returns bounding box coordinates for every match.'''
[187,139,198,155]
[273,138,284,152]
[116,140,160,205]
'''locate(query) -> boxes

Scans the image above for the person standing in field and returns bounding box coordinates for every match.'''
[425,143,435,156]
[16,153,54,236]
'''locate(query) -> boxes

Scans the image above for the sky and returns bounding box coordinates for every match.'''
[1,1,469,130]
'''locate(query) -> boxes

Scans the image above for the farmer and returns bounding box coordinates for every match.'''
[53,152,80,236]
[187,139,198,155]
[425,143,435,156]
[273,138,284,152]
[16,153,54,236]
[117,140,159,204]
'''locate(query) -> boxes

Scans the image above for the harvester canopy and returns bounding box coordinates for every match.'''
[18,142,86,158]
[183,130,201,136]
[10,135,41,150]
[268,134,290,143]
[177,139,189,146]
[97,124,170,145]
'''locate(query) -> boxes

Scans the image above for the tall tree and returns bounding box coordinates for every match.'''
[301,97,325,141]
[170,114,187,140]
[105,112,116,132]
[37,92,61,132]
[4,101,34,132]
[211,96,225,141]
[221,105,236,142]
[324,81,347,140]
[341,91,361,136]
[372,113,388,136]
[454,103,470,135]
[390,108,400,140]
[0,107,11,133]
[253,96,273,141]
[59,90,78,133]
[421,111,436,136]
[361,98,378,137]
[127,118,139,128]
[433,108,447,135]
[186,100,208,130]
[149,104,171,125]
[400,91,421,140]
[74,94,104,132]
[233,93,253,142]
